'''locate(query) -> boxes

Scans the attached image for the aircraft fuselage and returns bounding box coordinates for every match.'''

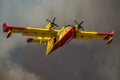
[46,26,75,55]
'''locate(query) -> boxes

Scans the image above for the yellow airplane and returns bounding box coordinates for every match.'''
[2,17,114,56]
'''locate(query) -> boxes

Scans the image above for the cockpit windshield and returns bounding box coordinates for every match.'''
[64,25,73,28]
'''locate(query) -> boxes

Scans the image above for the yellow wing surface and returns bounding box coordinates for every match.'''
[75,30,114,44]
[3,23,59,38]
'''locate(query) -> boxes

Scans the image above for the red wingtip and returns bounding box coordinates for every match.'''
[3,23,8,32]
[111,30,114,36]
[27,38,33,42]
[97,30,115,36]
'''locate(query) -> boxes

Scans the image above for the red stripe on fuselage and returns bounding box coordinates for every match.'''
[48,27,75,55]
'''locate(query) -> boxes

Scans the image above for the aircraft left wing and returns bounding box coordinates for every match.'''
[3,23,59,38]
[74,30,114,44]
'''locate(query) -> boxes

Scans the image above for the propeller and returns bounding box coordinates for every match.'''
[46,17,59,27]
[74,20,84,30]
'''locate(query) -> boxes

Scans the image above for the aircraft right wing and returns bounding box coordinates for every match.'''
[74,30,114,44]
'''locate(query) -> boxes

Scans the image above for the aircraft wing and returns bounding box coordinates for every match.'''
[3,23,59,38]
[74,30,114,44]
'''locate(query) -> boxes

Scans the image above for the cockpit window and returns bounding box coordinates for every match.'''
[64,25,73,28]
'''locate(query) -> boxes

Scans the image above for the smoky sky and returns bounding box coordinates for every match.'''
[0,0,120,80]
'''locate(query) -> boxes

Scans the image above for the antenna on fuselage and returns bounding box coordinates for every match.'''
[74,20,84,30]
[46,17,59,27]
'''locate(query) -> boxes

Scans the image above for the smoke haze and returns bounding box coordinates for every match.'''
[0,0,120,80]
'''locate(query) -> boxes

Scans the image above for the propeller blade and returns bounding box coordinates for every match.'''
[53,23,59,27]
[46,19,51,23]
[46,17,59,27]
[52,17,56,23]
[80,26,84,30]
[79,21,84,25]
[74,20,85,30]
[74,20,78,24]
[79,21,84,30]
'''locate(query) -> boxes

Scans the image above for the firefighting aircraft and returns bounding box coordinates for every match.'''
[2,17,114,56]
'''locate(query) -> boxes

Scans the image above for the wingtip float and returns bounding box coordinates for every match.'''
[3,23,26,38]
[107,30,114,44]
[2,17,115,56]
[97,30,114,44]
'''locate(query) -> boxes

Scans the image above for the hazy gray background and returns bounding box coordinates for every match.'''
[0,0,120,80]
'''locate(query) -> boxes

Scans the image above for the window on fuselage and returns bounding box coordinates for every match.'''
[53,37,56,43]
[64,25,73,28]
